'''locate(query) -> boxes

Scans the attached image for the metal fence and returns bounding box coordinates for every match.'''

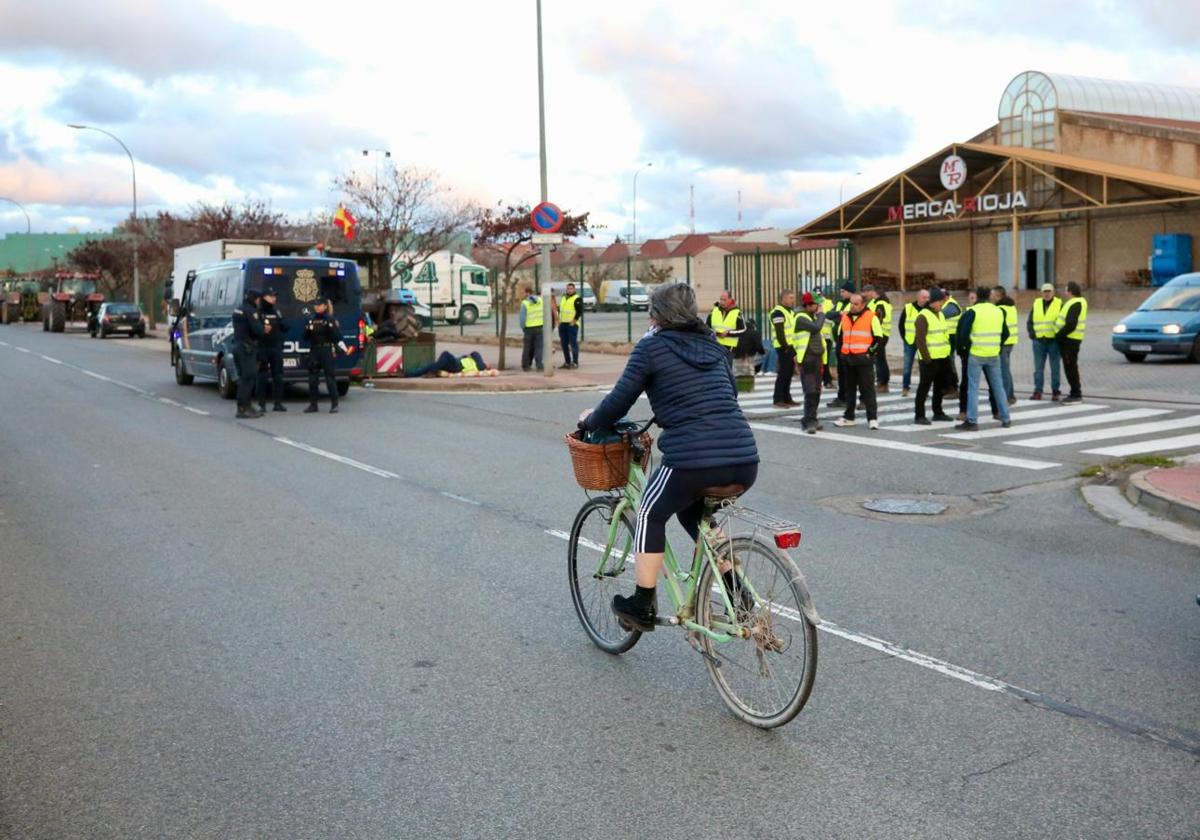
[723,242,857,331]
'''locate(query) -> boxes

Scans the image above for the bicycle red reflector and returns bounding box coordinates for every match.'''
[774,531,802,549]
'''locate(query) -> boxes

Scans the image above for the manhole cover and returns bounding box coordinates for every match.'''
[862,498,948,515]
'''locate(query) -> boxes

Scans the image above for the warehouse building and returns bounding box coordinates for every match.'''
[789,71,1200,301]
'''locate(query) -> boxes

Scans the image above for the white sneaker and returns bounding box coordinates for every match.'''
[868,419,880,430]
[834,418,856,427]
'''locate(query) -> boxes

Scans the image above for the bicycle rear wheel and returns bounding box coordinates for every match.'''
[695,536,817,728]
[567,497,641,654]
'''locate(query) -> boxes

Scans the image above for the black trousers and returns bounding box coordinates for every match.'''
[522,328,543,370]
[1060,338,1082,397]
[799,353,822,427]
[874,336,890,385]
[843,359,877,420]
[915,357,951,419]
[307,346,338,404]
[233,344,258,409]
[947,336,961,388]
[836,352,849,401]
[773,347,796,403]
[635,462,759,554]
[258,345,284,404]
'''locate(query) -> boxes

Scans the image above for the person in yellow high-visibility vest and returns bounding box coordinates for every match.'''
[828,282,856,409]
[897,287,929,396]
[1026,283,1063,400]
[912,289,955,424]
[956,286,1011,431]
[552,282,584,369]
[1055,281,1088,404]
[767,289,798,407]
[864,284,893,392]
[707,290,745,358]
[519,285,545,371]
[991,285,1019,406]
[794,292,827,433]
[816,291,835,387]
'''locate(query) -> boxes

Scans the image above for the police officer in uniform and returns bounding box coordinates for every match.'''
[231,288,265,419]
[256,288,289,413]
[304,299,352,413]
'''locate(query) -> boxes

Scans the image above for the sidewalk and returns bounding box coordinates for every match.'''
[1124,456,1200,530]
[369,341,626,392]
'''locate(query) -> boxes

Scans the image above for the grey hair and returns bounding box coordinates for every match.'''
[649,282,700,329]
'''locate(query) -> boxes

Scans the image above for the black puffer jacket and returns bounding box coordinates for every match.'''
[583,323,758,469]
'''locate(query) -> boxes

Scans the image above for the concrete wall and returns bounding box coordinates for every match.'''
[1059,115,1200,180]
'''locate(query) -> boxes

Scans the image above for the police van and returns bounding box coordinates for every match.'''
[170,257,365,398]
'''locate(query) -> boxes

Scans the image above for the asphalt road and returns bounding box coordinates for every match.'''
[1,324,1197,839]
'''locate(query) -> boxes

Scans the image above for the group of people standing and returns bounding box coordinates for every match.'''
[752,279,1088,433]
[518,283,584,371]
[230,289,352,419]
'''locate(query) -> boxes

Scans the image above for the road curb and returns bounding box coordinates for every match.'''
[1123,468,1200,530]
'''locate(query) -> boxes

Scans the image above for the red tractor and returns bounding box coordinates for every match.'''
[42,273,104,333]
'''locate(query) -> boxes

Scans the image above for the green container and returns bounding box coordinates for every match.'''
[402,332,436,375]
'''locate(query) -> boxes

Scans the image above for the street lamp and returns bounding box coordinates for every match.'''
[362,148,391,186]
[0,197,31,276]
[632,162,652,247]
[68,124,139,308]
[839,171,863,207]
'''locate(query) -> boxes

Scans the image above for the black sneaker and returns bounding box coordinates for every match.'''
[304,404,319,413]
[914,416,932,425]
[257,402,267,414]
[236,407,263,419]
[329,404,339,414]
[827,398,846,408]
[955,421,979,431]
[1002,420,1012,428]
[1061,395,1082,405]
[931,413,954,422]
[273,403,287,412]
[612,593,655,632]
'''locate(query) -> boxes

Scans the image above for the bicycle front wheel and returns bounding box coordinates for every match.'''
[567,497,641,654]
[695,536,818,728]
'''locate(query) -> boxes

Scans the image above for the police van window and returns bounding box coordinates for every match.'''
[194,274,212,312]
[319,276,349,304]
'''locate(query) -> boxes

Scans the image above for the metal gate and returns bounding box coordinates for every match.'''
[724,241,856,330]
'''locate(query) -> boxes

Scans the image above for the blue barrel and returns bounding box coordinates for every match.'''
[1151,234,1193,286]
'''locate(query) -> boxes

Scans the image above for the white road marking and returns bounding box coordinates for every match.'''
[272,437,400,479]
[39,354,63,365]
[886,403,1107,433]
[14,346,30,353]
[1083,432,1200,458]
[544,529,1012,694]
[750,422,1060,470]
[441,491,481,506]
[182,406,210,416]
[82,369,112,382]
[941,408,1168,441]
[1010,414,1200,448]
[158,396,184,408]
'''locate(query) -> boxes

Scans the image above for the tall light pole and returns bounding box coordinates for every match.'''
[0,197,31,276]
[362,148,391,188]
[631,162,652,247]
[536,0,554,377]
[69,124,139,309]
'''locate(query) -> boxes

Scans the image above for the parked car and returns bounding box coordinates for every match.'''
[89,302,146,339]
[1111,272,1200,362]
[598,280,649,311]
[547,281,597,312]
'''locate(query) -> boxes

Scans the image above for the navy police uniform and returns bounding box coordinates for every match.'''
[304,310,343,413]
[257,296,289,411]
[231,290,265,417]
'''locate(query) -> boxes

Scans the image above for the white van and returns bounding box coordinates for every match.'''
[547,281,596,313]
[598,280,649,311]
[393,249,492,325]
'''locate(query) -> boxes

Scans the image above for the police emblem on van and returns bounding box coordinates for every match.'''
[293,269,319,302]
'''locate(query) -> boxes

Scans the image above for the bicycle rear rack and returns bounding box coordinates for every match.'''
[708,504,804,552]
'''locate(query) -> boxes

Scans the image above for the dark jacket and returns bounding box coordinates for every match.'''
[305,312,341,349]
[258,300,288,348]
[231,293,265,348]
[583,323,759,470]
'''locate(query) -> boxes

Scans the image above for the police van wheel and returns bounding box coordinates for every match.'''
[217,361,236,400]
[175,354,194,386]
[336,380,350,397]
[459,305,479,326]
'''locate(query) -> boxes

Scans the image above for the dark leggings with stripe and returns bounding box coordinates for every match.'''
[634,463,759,553]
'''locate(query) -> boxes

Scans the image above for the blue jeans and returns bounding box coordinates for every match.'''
[999,345,1015,401]
[901,342,917,389]
[559,323,579,365]
[1031,338,1061,393]
[967,355,1010,424]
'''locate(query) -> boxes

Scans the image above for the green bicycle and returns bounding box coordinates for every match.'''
[566,420,819,729]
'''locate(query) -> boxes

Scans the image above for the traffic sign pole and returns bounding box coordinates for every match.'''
[536,0,554,378]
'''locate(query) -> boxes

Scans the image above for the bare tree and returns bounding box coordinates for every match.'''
[474,203,590,370]
[332,163,479,288]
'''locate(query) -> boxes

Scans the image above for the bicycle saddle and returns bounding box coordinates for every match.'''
[698,483,745,500]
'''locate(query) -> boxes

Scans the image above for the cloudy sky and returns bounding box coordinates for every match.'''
[1,0,1198,242]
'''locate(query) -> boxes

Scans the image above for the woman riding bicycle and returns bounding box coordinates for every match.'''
[578,282,759,632]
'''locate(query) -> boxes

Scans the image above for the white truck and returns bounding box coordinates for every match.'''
[168,240,277,316]
[393,249,492,325]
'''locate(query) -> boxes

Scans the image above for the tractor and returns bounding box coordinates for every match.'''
[0,279,42,324]
[42,276,104,333]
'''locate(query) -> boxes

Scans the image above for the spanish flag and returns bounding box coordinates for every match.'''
[333,204,357,240]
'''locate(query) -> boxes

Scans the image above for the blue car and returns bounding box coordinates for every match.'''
[1111,273,1200,363]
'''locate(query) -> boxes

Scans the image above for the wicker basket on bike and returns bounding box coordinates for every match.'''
[564,421,652,491]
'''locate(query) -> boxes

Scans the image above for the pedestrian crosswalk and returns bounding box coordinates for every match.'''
[736,380,1200,468]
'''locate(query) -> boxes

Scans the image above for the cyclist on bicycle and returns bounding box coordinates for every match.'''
[578,283,759,631]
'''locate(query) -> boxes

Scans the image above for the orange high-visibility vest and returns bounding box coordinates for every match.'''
[839,309,879,355]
